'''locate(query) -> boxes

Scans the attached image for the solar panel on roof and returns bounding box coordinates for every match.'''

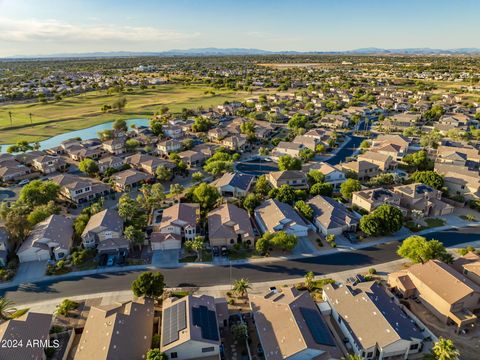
[299,307,336,347]
[162,301,187,346]
[192,305,219,341]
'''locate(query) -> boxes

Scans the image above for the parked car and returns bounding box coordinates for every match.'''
[212,246,220,257]
[221,246,228,257]
[18,179,30,186]
[106,256,115,266]
[345,232,359,244]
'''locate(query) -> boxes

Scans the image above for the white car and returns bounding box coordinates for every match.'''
[18,179,30,186]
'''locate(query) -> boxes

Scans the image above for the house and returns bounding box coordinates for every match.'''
[0,227,9,267]
[150,232,182,251]
[162,124,184,139]
[352,188,402,213]
[371,135,410,160]
[0,312,53,360]
[319,114,349,129]
[74,298,154,360]
[434,163,480,200]
[51,174,112,204]
[208,203,255,248]
[222,135,247,151]
[125,153,176,175]
[341,161,379,181]
[81,209,128,258]
[111,169,153,191]
[31,155,67,174]
[308,195,358,235]
[157,139,182,155]
[324,281,425,360]
[249,287,341,360]
[178,150,207,167]
[388,260,480,330]
[271,142,304,158]
[393,183,454,217]
[308,162,346,190]
[451,252,480,285]
[17,214,73,263]
[382,113,421,132]
[98,156,124,173]
[102,138,125,155]
[0,160,31,182]
[357,151,396,172]
[255,199,310,237]
[207,127,229,142]
[211,172,254,197]
[157,203,200,241]
[436,145,480,167]
[161,295,221,360]
[267,170,308,190]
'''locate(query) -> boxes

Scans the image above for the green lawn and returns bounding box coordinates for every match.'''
[0,85,250,144]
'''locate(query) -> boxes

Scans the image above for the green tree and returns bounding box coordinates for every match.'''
[411,171,444,189]
[125,138,140,151]
[192,171,203,183]
[304,271,315,291]
[7,140,33,153]
[359,204,403,236]
[78,159,99,176]
[139,183,165,214]
[203,160,233,176]
[310,183,333,197]
[146,349,168,360]
[315,144,326,153]
[19,180,60,207]
[420,130,442,148]
[243,193,261,215]
[397,236,451,264]
[131,272,165,302]
[287,114,308,129]
[124,225,145,250]
[156,166,172,181]
[113,119,128,132]
[240,120,256,140]
[170,183,184,201]
[150,119,164,136]
[360,140,370,149]
[118,194,142,223]
[295,200,313,220]
[432,337,460,360]
[192,183,220,212]
[270,184,296,204]
[255,236,270,255]
[255,175,271,196]
[192,117,213,132]
[231,323,248,342]
[403,150,433,170]
[55,299,79,317]
[232,278,251,298]
[340,179,361,200]
[0,297,17,320]
[270,231,297,251]
[278,155,302,170]
[27,201,57,225]
[307,170,325,186]
[184,236,205,261]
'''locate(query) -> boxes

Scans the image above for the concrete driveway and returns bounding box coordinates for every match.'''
[14,261,48,283]
[152,249,180,268]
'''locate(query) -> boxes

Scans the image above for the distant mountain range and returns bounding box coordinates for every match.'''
[5,47,480,59]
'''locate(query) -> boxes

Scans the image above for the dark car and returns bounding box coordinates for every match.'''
[345,232,359,243]
[212,246,220,257]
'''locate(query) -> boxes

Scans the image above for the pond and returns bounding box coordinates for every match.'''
[235,157,279,176]
[1,118,149,153]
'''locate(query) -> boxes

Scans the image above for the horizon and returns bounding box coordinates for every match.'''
[1,0,479,57]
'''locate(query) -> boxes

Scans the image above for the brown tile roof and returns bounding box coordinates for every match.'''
[208,203,254,240]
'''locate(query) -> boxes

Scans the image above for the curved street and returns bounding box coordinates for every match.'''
[1,227,479,305]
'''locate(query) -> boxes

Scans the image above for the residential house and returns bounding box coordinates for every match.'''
[352,188,402,213]
[451,252,480,286]
[17,214,73,263]
[211,172,254,198]
[102,138,125,155]
[434,163,480,200]
[157,139,182,156]
[319,114,349,129]
[222,135,247,151]
[161,295,221,360]
[98,156,124,174]
[157,203,200,241]
[308,195,358,235]
[388,260,480,330]
[0,160,31,182]
[308,162,346,190]
[381,113,421,132]
[31,155,67,174]
[111,169,152,191]
[207,128,229,142]
[271,142,304,159]
[323,281,425,360]
[0,312,53,360]
[357,151,396,172]
[249,287,341,360]
[51,174,112,204]
[267,170,308,190]
[393,183,454,217]
[341,161,379,181]
[125,153,176,175]
[178,150,207,167]
[74,298,154,360]
[436,145,480,168]
[162,124,184,139]
[208,203,255,248]
[255,199,310,237]
[371,135,410,160]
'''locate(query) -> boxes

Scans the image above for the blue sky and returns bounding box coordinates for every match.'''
[0,0,479,56]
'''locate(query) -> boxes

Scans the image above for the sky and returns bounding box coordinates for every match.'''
[0,0,479,57]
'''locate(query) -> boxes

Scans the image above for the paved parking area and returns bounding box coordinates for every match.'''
[14,261,48,283]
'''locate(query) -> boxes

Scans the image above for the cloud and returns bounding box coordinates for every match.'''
[0,17,200,43]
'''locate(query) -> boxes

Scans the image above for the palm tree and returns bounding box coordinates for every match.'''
[8,111,12,127]
[304,271,315,291]
[0,297,17,320]
[232,278,251,298]
[432,337,460,360]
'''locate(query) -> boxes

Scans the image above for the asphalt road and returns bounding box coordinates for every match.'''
[326,135,365,165]
[2,227,479,305]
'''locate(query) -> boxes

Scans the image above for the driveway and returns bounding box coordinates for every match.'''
[151,249,180,268]
[14,261,48,283]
